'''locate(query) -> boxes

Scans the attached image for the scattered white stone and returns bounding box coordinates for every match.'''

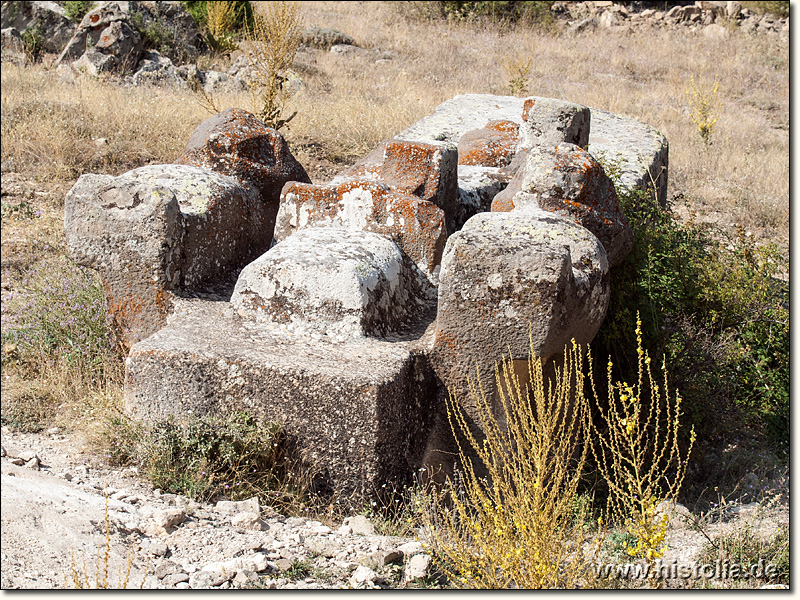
[403,553,432,582]
[344,515,376,536]
[349,565,379,587]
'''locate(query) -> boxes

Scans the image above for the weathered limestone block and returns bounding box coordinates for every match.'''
[176,108,311,244]
[333,139,459,236]
[124,299,439,504]
[64,164,269,348]
[398,94,669,216]
[231,228,434,341]
[431,210,609,418]
[491,143,633,267]
[588,108,669,207]
[275,179,447,283]
[457,120,519,167]
[518,97,591,150]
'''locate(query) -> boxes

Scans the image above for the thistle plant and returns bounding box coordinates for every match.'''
[586,316,695,570]
[686,75,721,147]
[243,1,303,130]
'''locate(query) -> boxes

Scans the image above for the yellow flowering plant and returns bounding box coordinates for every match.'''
[420,338,599,588]
[586,315,695,570]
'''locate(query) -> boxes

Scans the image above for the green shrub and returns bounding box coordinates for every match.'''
[747,1,790,18]
[62,1,95,22]
[696,521,788,585]
[182,0,254,33]
[136,412,312,509]
[418,1,555,26]
[591,172,789,455]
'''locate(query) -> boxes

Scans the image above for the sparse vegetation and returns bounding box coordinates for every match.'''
[0,1,788,589]
[243,1,304,129]
[135,412,314,510]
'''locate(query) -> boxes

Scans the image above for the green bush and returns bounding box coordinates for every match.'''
[136,412,311,508]
[62,1,95,22]
[591,171,789,455]
[748,1,790,18]
[414,1,554,26]
[182,0,254,33]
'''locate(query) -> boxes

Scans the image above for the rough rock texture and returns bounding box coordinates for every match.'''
[588,108,670,207]
[56,2,143,71]
[64,165,270,348]
[397,94,669,215]
[457,120,519,167]
[518,97,591,150]
[333,139,459,235]
[55,1,201,70]
[0,1,74,53]
[73,48,118,76]
[124,298,439,504]
[176,108,311,242]
[231,228,434,341]
[275,180,447,283]
[491,143,633,267]
[431,210,609,420]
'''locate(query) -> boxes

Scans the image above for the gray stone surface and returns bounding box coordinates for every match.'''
[64,164,269,348]
[492,143,633,267]
[231,228,434,341]
[275,180,447,283]
[124,298,440,504]
[397,94,668,213]
[431,210,609,420]
[517,96,591,150]
[0,1,74,54]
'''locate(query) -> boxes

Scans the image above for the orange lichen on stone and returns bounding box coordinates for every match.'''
[490,193,516,212]
[278,179,447,278]
[457,120,520,167]
[521,98,536,122]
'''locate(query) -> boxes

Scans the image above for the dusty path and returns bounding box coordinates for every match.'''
[1,426,788,590]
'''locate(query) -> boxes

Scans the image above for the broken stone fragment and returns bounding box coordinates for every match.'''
[431,209,609,423]
[517,96,591,150]
[275,179,447,283]
[175,108,311,226]
[457,119,519,167]
[332,139,459,235]
[64,164,269,349]
[232,228,433,341]
[492,143,633,267]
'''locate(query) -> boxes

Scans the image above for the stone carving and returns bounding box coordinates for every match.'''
[66,95,669,504]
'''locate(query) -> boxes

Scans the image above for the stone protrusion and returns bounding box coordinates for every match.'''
[457,120,519,167]
[491,143,633,267]
[176,108,311,246]
[64,164,269,348]
[518,96,592,151]
[275,180,447,283]
[331,139,459,235]
[431,210,609,420]
[231,228,434,341]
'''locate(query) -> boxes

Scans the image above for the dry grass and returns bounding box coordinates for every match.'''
[1,4,787,248]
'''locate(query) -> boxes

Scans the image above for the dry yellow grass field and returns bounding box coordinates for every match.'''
[1,1,789,246]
